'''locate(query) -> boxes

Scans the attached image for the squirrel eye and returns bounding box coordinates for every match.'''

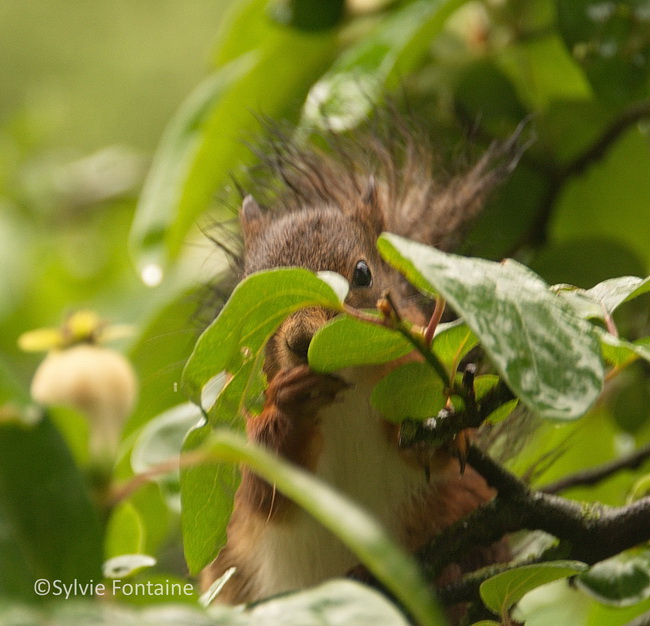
[351,260,372,288]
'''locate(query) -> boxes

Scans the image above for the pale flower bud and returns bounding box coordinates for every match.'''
[20,310,137,463]
[31,344,137,461]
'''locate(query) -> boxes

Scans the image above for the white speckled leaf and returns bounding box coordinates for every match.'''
[378,234,604,420]
[553,276,650,320]
[586,276,650,314]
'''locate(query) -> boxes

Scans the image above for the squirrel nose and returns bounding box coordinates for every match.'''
[282,308,329,366]
[285,332,311,361]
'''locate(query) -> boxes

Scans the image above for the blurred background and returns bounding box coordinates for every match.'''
[0,0,230,388]
[1,1,650,624]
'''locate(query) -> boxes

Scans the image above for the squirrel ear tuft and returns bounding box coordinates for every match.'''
[359,176,385,235]
[240,195,264,245]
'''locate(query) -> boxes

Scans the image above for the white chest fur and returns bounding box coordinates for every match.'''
[251,368,426,598]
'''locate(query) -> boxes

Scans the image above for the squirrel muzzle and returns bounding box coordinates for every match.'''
[267,307,332,375]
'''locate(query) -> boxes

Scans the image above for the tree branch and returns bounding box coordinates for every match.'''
[519,99,650,249]
[539,442,650,494]
[398,380,515,449]
[420,444,650,593]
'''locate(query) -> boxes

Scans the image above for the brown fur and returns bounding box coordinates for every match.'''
[201,120,524,609]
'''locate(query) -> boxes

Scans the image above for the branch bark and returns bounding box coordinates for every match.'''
[421,445,650,591]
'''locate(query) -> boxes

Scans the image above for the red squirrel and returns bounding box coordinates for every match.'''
[200,122,522,606]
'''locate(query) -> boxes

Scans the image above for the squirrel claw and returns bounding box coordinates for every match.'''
[268,365,350,418]
[453,429,471,475]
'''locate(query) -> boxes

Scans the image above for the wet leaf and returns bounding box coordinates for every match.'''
[577,550,650,607]
[378,234,604,420]
[480,560,588,616]
[301,0,465,131]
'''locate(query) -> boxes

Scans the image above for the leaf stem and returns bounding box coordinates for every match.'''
[424,297,446,347]
[344,296,451,387]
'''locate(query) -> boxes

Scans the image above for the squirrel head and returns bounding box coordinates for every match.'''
[233,117,528,377]
[240,194,401,376]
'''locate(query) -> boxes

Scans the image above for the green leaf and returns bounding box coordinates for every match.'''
[308,315,412,373]
[586,276,650,315]
[370,361,446,423]
[577,550,650,607]
[182,268,343,404]
[497,33,592,111]
[201,429,446,626]
[551,130,650,271]
[555,276,650,322]
[180,424,240,575]
[105,502,146,559]
[551,283,606,321]
[378,234,604,420]
[557,0,650,105]
[131,403,201,483]
[431,320,479,375]
[300,0,466,131]
[471,374,519,423]
[628,474,650,503]
[597,329,650,368]
[480,561,588,616]
[0,414,103,598]
[132,8,338,268]
[270,0,346,32]
[130,57,254,270]
[486,399,520,425]
[131,402,201,512]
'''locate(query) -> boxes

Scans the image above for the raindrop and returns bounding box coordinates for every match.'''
[141,263,163,287]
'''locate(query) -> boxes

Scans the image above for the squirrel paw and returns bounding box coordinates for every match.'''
[267,365,350,418]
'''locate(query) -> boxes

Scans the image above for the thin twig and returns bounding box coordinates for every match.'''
[539,442,650,494]
[399,381,515,449]
[519,99,650,249]
[424,297,446,347]
[109,450,206,506]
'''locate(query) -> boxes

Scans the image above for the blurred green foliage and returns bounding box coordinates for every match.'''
[1,0,650,624]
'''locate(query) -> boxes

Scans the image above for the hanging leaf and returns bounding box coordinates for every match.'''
[180,424,240,575]
[480,560,588,617]
[131,0,339,269]
[300,0,466,131]
[129,58,255,271]
[378,234,604,420]
[577,550,650,607]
